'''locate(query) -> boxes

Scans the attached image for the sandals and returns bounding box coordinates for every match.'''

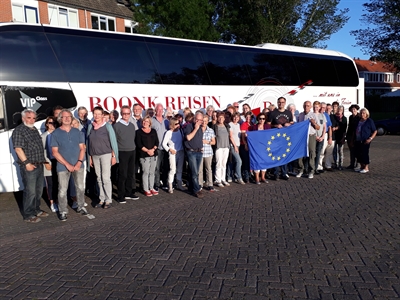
[103,204,111,209]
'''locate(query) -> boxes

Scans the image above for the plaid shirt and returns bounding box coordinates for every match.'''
[202,127,215,158]
[12,124,45,164]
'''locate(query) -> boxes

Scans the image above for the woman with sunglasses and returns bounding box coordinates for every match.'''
[162,117,185,193]
[248,113,271,184]
[41,116,58,212]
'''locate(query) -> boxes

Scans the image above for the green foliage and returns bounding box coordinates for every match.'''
[131,0,220,41]
[130,0,348,48]
[351,0,400,70]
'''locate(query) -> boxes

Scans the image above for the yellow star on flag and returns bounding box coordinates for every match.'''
[288,142,292,146]
[268,141,271,145]
[283,133,287,137]
[286,148,290,152]
[271,136,275,140]
[277,133,281,137]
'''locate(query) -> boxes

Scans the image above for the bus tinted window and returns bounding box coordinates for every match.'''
[197,45,251,85]
[241,50,300,86]
[292,55,340,87]
[0,31,65,82]
[333,59,359,86]
[47,33,158,83]
[145,39,209,85]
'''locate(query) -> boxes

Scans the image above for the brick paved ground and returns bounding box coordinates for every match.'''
[0,136,399,299]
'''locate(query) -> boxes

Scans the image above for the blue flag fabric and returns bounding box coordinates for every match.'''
[247,121,309,170]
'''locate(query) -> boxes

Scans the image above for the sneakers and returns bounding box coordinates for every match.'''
[359,169,369,174]
[71,201,78,209]
[118,199,127,204]
[77,207,88,215]
[215,182,224,188]
[145,190,153,197]
[281,174,289,180]
[227,178,233,183]
[50,203,58,213]
[150,189,159,195]
[37,211,49,218]
[354,167,361,172]
[25,216,41,223]
[296,172,303,178]
[261,179,269,184]
[153,187,159,193]
[59,213,67,221]
[236,179,246,185]
[255,181,261,185]
[206,186,215,192]
[130,194,139,200]
[221,181,230,186]
[308,173,314,179]
[161,186,169,190]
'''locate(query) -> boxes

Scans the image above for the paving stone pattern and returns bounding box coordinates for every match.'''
[0,136,399,299]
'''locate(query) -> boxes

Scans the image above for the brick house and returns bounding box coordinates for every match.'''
[0,0,136,33]
[355,59,400,96]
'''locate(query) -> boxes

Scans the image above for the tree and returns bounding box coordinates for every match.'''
[130,0,348,48]
[214,0,349,47]
[351,0,400,70]
[131,0,220,41]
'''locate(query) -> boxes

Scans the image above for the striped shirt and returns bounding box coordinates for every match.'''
[202,127,215,158]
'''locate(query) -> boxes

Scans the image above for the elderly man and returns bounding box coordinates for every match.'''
[114,105,139,203]
[184,111,205,198]
[151,103,169,191]
[296,101,320,179]
[51,109,92,221]
[12,109,49,223]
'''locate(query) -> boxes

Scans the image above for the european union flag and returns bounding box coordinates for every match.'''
[247,121,309,170]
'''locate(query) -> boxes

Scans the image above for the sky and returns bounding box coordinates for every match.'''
[325,0,369,59]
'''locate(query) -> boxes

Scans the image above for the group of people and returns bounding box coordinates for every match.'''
[12,97,376,223]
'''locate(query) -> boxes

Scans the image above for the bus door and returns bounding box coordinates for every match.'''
[0,86,20,193]
[0,85,77,192]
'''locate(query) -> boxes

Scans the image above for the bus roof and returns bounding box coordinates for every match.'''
[0,22,352,60]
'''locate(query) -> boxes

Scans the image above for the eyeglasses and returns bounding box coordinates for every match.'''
[121,113,131,115]
[259,118,266,120]
[234,106,239,108]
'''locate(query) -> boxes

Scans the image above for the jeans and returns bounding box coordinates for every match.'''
[92,153,113,204]
[58,168,85,214]
[167,150,184,183]
[118,150,136,200]
[215,148,229,182]
[227,146,242,181]
[154,149,169,188]
[274,164,287,177]
[333,141,344,166]
[239,145,250,182]
[186,150,202,194]
[140,156,157,192]
[20,165,44,220]
[199,156,213,187]
[315,140,324,171]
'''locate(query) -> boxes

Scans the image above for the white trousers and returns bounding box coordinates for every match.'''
[215,148,229,183]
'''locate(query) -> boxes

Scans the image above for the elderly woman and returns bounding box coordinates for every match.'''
[333,105,347,170]
[287,103,297,122]
[87,106,119,209]
[345,104,360,169]
[248,113,271,184]
[162,117,184,193]
[227,112,245,184]
[354,108,377,173]
[135,116,159,196]
[212,112,236,187]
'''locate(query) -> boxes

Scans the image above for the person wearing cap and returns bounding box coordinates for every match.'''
[345,104,360,169]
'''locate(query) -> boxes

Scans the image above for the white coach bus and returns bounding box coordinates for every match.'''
[0,23,363,192]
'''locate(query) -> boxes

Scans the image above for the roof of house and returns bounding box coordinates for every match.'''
[354,59,397,73]
[44,0,133,19]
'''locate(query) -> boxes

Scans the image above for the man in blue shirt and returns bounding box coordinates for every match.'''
[51,109,91,221]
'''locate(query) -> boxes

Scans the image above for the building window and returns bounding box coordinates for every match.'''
[384,73,393,83]
[12,4,39,23]
[48,5,79,28]
[91,15,115,31]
